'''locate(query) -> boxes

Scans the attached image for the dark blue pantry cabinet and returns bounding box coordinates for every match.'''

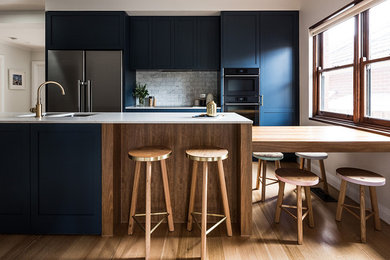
[221,11,299,126]
[130,16,220,70]
[0,124,101,234]
[259,12,299,126]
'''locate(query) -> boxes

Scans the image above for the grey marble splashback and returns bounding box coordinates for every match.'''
[136,71,218,106]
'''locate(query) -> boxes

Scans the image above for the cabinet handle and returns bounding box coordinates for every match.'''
[260,95,264,106]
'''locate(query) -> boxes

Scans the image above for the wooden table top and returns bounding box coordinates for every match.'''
[252,126,390,152]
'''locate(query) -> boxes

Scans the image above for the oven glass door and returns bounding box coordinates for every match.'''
[224,77,259,96]
[225,104,259,126]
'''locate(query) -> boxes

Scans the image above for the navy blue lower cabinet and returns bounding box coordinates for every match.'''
[30,124,101,234]
[0,124,30,233]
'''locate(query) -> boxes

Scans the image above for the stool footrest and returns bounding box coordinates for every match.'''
[259,177,279,185]
[341,204,375,221]
[191,212,227,236]
[132,212,169,234]
[280,205,309,221]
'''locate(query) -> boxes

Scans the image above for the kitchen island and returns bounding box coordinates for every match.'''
[0,112,252,237]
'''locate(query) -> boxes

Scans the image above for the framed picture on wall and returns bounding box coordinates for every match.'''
[8,69,25,90]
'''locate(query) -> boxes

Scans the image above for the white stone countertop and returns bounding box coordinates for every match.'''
[0,112,252,124]
[125,106,221,109]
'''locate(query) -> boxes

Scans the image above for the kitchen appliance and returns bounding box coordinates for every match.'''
[47,50,122,112]
[223,68,260,125]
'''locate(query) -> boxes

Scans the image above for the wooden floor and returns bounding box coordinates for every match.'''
[1,162,389,260]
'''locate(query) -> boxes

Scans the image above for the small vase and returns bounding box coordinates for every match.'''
[138,97,145,107]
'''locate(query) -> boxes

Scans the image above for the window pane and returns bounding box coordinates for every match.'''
[365,60,390,120]
[323,18,354,68]
[368,1,390,59]
[320,67,353,115]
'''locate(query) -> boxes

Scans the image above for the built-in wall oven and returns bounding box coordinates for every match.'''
[223,68,260,125]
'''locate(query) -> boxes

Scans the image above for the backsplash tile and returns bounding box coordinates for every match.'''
[136,71,218,106]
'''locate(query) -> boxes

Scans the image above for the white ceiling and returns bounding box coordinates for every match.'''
[0,0,44,11]
[0,23,44,51]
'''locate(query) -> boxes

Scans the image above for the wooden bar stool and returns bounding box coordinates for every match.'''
[186,147,232,260]
[295,152,329,194]
[335,167,386,243]
[274,168,319,245]
[127,146,174,260]
[253,152,283,202]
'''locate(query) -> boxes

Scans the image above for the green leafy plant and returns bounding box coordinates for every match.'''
[133,83,149,105]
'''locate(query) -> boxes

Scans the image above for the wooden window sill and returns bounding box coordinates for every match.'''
[310,115,390,137]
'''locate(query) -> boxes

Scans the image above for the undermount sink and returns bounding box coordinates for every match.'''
[17,112,95,118]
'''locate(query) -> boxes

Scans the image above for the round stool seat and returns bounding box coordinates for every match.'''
[295,152,328,160]
[275,168,319,186]
[186,147,228,162]
[253,152,283,161]
[336,167,386,186]
[128,146,172,161]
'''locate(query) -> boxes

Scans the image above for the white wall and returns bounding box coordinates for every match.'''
[31,49,44,61]
[0,42,32,112]
[45,0,300,13]
[299,0,390,224]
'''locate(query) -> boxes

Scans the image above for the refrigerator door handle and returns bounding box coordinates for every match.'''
[86,80,92,112]
[77,80,82,112]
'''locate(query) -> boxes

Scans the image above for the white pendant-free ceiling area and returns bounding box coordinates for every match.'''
[0,0,44,11]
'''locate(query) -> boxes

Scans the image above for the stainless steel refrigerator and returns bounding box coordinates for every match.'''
[47,50,122,112]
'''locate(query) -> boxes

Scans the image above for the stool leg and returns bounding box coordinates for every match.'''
[319,160,329,194]
[256,160,262,190]
[187,161,198,231]
[128,161,141,235]
[217,160,232,237]
[304,186,314,228]
[369,186,381,231]
[306,159,311,171]
[275,160,281,169]
[299,158,305,170]
[275,181,285,223]
[201,162,208,260]
[360,185,366,243]
[336,180,347,221]
[160,160,174,232]
[297,185,303,245]
[261,160,267,202]
[145,161,152,259]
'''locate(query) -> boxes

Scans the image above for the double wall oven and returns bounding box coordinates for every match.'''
[223,68,260,125]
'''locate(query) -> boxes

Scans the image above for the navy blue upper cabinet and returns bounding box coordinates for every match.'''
[196,17,220,70]
[130,17,151,69]
[221,12,258,68]
[174,17,196,69]
[30,124,101,234]
[0,124,30,233]
[129,16,220,70]
[46,11,126,50]
[151,17,174,68]
[259,12,299,126]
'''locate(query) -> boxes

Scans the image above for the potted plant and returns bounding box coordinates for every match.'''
[133,82,149,106]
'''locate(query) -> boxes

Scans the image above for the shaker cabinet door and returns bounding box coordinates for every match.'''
[221,12,258,68]
[259,12,299,126]
[151,17,174,69]
[30,124,101,234]
[174,17,196,69]
[0,124,30,233]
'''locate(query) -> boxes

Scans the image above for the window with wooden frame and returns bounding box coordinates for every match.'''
[312,0,390,130]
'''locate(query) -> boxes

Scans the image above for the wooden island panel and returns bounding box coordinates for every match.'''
[102,123,252,237]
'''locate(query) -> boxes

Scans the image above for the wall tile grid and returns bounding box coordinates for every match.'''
[136,71,218,106]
